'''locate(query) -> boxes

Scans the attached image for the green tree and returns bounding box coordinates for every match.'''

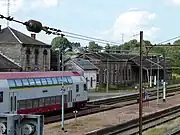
[173,39,180,45]
[51,36,72,51]
[88,41,103,52]
[122,39,139,50]
[71,42,81,49]
[105,43,110,52]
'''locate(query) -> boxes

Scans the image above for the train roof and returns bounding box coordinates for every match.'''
[0,71,81,79]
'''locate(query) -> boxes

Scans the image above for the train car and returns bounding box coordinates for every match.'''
[0,71,88,114]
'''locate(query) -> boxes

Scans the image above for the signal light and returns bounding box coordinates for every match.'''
[25,20,43,33]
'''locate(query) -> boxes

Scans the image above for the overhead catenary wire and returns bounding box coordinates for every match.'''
[0,14,140,46]
[156,35,180,45]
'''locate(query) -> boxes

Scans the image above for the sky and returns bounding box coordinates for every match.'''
[0,0,180,46]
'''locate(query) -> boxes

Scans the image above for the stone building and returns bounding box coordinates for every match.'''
[76,52,172,86]
[65,58,99,91]
[0,26,51,71]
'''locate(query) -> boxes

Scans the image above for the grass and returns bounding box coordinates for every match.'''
[143,117,180,135]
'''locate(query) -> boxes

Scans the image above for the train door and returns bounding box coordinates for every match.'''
[67,87,73,108]
[9,92,17,114]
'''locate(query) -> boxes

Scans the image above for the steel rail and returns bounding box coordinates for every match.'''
[85,104,180,135]
[44,86,180,124]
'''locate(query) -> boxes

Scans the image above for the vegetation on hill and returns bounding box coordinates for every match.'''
[51,36,180,74]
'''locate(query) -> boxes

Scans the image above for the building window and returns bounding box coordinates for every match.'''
[76,85,79,92]
[26,48,31,70]
[43,49,48,71]
[128,69,131,80]
[96,74,99,83]
[34,49,39,66]
[122,69,124,81]
[0,92,3,103]
[90,77,93,87]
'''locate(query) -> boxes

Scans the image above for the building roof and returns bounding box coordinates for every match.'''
[0,71,80,79]
[0,27,50,47]
[131,55,172,70]
[0,52,21,70]
[77,52,172,70]
[73,58,99,70]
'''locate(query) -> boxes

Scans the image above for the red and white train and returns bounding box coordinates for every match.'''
[0,71,88,114]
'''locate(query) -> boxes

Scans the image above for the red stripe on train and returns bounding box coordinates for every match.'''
[0,71,81,79]
[17,100,87,114]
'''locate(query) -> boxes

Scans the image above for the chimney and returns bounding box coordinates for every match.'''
[31,33,36,39]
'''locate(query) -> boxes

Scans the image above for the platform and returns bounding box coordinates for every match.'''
[45,92,180,135]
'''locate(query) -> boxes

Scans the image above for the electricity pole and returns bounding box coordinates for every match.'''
[163,52,166,102]
[150,56,152,88]
[139,31,143,135]
[157,56,160,105]
[106,56,109,93]
[61,49,65,131]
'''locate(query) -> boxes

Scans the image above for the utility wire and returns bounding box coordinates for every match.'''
[156,35,180,45]
[0,14,140,46]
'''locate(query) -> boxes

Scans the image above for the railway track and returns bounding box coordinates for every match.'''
[85,104,180,135]
[44,85,180,124]
[164,127,180,135]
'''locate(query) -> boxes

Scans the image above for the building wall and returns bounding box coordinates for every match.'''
[84,70,97,91]
[65,61,97,91]
[0,43,21,64]
[0,42,51,72]
[21,45,51,71]
[90,60,133,85]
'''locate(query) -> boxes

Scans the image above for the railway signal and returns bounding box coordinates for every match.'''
[73,110,78,123]
[0,114,44,135]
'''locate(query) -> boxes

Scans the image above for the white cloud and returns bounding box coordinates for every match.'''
[0,0,59,44]
[170,0,180,4]
[30,0,58,8]
[99,9,160,43]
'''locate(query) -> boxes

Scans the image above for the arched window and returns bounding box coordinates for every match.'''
[43,49,48,71]
[26,48,31,70]
[34,49,39,66]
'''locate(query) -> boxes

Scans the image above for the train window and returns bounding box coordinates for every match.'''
[41,78,47,85]
[67,77,73,84]
[84,84,87,91]
[55,96,61,104]
[18,100,26,110]
[39,98,44,107]
[51,97,56,104]
[45,97,51,106]
[33,99,39,108]
[52,78,58,84]
[15,79,23,87]
[26,100,32,109]
[34,78,42,86]
[28,79,35,86]
[22,79,29,86]
[57,77,63,84]
[68,91,70,102]
[64,95,67,103]
[8,80,16,88]
[46,78,53,85]
[0,92,3,103]
[62,77,68,84]
[76,85,79,92]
